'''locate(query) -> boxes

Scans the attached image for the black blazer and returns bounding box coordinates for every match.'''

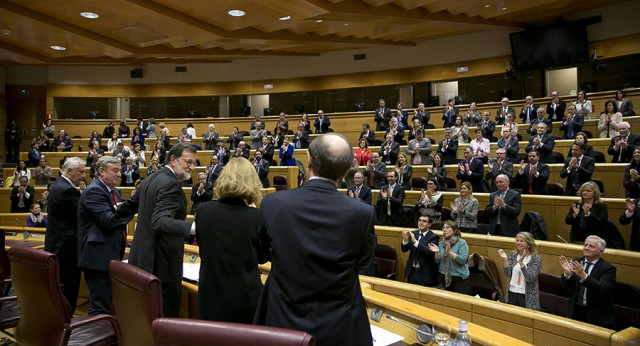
[379,141,400,165]
[292,131,309,149]
[456,159,488,193]
[437,138,459,165]
[442,107,459,128]
[565,202,608,243]
[561,256,616,329]
[485,189,522,236]
[527,118,554,135]
[374,107,392,131]
[525,133,555,164]
[619,198,640,251]
[560,155,595,196]
[10,185,35,213]
[516,163,550,195]
[255,159,270,188]
[497,137,520,163]
[546,100,566,121]
[359,130,375,146]
[607,134,638,163]
[348,185,372,205]
[206,164,223,185]
[401,230,439,286]
[190,182,214,214]
[519,104,539,123]
[376,184,406,226]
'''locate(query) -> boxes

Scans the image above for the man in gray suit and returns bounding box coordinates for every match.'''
[117,143,196,317]
[254,133,376,346]
[250,121,268,150]
[406,129,433,165]
[485,174,522,236]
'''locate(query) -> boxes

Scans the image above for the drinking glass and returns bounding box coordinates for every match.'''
[432,319,451,346]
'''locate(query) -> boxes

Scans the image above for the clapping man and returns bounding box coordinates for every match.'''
[560,142,595,196]
[525,122,555,164]
[516,150,550,195]
[379,133,400,165]
[401,214,439,287]
[190,172,213,214]
[348,172,372,204]
[486,148,513,192]
[485,174,521,236]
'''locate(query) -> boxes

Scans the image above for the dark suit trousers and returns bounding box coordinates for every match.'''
[407,269,428,286]
[84,268,112,315]
[58,249,81,313]
[163,280,182,318]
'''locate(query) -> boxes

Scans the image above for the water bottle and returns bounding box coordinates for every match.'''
[455,320,472,346]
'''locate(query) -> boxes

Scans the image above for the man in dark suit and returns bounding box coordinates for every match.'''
[28,141,42,167]
[228,126,243,150]
[495,97,515,125]
[546,91,566,121]
[250,121,268,150]
[456,147,488,193]
[254,133,376,346]
[257,136,275,164]
[401,214,439,287]
[527,107,554,136]
[607,122,637,163]
[233,141,250,159]
[120,156,139,187]
[292,123,309,149]
[117,143,196,317]
[215,139,231,166]
[359,123,375,146]
[379,133,400,165]
[52,129,73,152]
[519,95,539,124]
[205,155,223,186]
[44,157,86,312]
[348,172,372,204]
[314,110,331,134]
[191,172,214,214]
[386,117,404,144]
[78,156,133,315]
[525,122,555,164]
[112,142,130,164]
[485,174,521,236]
[10,176,35,213]
[619,198,640,251]
[363,153,386,189]
[202,124,219,150]
[442,98,459,128]
[376,170,406,226]
[559,235,616,329]
[559,104,584,139]
[560,142,596,196]
[516,150,550,195]
[497,126,519,164]
[374,98,391,131]
[486,148,513,192]
[437,128,459,165]
[412,102,430,128]
[480,111,497,142]
[253,151,270,188]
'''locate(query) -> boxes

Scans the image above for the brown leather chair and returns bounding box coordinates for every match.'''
[8,246,120,346]
[273,175,288,191]
[152,317,316,346]
[445,177,457,192]
[592,178,605,197]
[109,260,162,346]
[374,243,397,280]
[547,182,564,196]
[410,177,427,190]
[0,230,19,339]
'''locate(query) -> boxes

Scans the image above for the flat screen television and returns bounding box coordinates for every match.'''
[510,24,589,71]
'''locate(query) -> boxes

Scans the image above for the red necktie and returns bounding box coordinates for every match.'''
[529,166,534,193]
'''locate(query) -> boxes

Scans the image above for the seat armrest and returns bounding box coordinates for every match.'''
[68,314,121,342]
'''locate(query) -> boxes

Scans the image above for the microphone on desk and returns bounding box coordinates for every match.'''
[386,315,433,344]
[15,218,30,239]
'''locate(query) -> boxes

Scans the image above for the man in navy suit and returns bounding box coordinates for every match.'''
[206,155,223,185]
[376,170,406,226]
[559,105,584,139]
[44,157,86,312]
[253,151,270,188]
[560,235,616,329]
[437,128,459,165]
[497,126,519,164]
[401,214,439,287]
[78,156,134,315]
[456,147,488,193]
[525,122,555,164]
[374,99,391,131]
[485,174,521,236]
[527,107,554,136]
[607,122,637,163]
[486,148,513,192]
[348,172,372,204]
[516,150,549,195]
[379,133,400,165]
[480,111,497,142]
[519,95,539,124]
[254,133,376,346]
[560,142,595,196]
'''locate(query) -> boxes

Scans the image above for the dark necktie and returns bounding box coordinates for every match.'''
[577,261,593,305]
[528,165,535,193]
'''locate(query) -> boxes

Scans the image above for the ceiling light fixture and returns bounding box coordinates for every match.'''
[0,28,12,35]
[502,6,508,10]
[315,19,323,23]
[279,16,291,21]
[50,45,66,51]
[80,12,100,19]
[228,10,245,17]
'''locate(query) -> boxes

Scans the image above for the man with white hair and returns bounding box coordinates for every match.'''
[202,123,219,150]
[607,121,637,163]
[559,235,616,329]
[495,97,514,125]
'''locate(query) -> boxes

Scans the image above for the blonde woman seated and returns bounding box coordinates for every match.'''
[450,181,478,233]
[428,220,471,295]
[498,232,542,310]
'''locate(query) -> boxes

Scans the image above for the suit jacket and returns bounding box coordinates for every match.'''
[623,163,640,198]
[525,133,556,164]
[206,164,223,185]
[516,163,550,195]
[412,110,430,127]
[496,106,515,125]
[359,130,375,146]
[363,162,386,188]
[456,159,488,193]
[250,129,268,149]
[480,120,497,141]
[254,179,376,346]
[607,134,638,163]
[401,230,439,286]
[376,184,406,226]
[374,107,392,131]
[118,167,192,285]
[77,180,132,271]
[291,131,309,149]
[565,202,609,243]
[561,257,616,329]
[559,115,584,139]
[527,118,554,135]
[202,131,219,150]
[386,126,404,144]
[546,100,566,121]
[28,148,41,167]
[560,155,595,196]
[234,147,250,159]
[519,104,539,123]
[255,159,270,188]
[497,137,520,163]
[619,198,640,251]
[485,188,522,236]
[120,165,140,187]
[216,147,231,165]
[486,159,513,192]
[442,107,459,128]
[379,141,400,165]
[52,135,73,151]
[190,182,214,214]
[10,185,35,213]
[314,117,331,134]
[348,185,372,205]
[228,132,243,150]
[437,138,459,165]
[258,143,275,163]
[406,138,433,165]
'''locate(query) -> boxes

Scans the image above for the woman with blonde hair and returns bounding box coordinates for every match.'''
[565,181,608,243]
[498,232,542,310]
[395,152,413,190]
[450,181,478,233]
[194,157,266,323]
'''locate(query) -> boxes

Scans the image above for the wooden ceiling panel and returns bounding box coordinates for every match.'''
[0,0,627,65]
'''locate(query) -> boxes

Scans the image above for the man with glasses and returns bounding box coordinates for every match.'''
[546,91,566,121]
[401,214,439,287]
[117,143,197,317]
[519,95,539,124]
[607,121,638,163]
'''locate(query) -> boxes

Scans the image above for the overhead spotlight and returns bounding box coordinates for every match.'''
[228,9,245,17]
[0,28,12,35]
[50,45,67,51]
[279,16,291,21]
[80,12,100,19]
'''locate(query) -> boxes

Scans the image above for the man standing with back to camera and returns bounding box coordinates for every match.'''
[254,133,377,346]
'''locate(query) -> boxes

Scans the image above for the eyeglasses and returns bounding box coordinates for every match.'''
[178,157,196,167]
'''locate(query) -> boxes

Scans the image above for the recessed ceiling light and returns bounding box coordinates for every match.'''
[279,16,291,21]
[0,28,12,35]
[228,9,245,17]
[315,19,323,23]
[501,6,508,10]
[50,45,66,51]
[344,23,349,26]
[484,4,491,8]
[80,12,100,19]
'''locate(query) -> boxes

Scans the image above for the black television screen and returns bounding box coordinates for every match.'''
[510,24,589,71]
